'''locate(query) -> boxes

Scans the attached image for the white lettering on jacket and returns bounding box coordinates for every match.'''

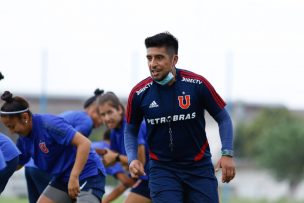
[146,112,196,125]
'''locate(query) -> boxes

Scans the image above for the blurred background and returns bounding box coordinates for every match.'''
[1,0,304,202]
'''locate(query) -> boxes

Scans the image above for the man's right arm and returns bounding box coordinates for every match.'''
[124,123,140,165]
[124,123,146,178]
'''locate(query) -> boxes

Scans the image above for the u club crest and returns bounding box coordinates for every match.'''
[39,141,49,153]
[178,95,191,109]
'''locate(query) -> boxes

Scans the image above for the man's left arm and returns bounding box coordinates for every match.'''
[213,108,236,183]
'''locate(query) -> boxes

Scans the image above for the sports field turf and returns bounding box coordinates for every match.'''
[0,197,302,203]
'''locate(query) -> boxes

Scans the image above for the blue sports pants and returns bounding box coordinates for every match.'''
[149,160,219,203]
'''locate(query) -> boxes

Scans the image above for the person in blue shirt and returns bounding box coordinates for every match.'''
[0,72,21,194]
[0,71,50,201]
[92,129,136,203]
[97,92,151,203]
[0,133,21,194]
[23,88,105,203]
[124,32,236,203]
[59,88,104,137]
[0,91,106,203]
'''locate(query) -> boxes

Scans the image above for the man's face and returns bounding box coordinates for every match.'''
[146,47,177,81]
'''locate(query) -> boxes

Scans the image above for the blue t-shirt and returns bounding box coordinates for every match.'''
[26,110,94,168]
[110,118,127,155]
[126,68,226,163]
[110,118,148,155]
[17,114,105,182]
[111,119,149,179]
[91,141,125,176]
[0,133,21,162]
[59,110,93,137]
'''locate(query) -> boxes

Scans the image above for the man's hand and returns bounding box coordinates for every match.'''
[129,160,146,178]
[215,156,236,183]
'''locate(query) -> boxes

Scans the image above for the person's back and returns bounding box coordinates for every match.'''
[17,113,104,181]
[59,110,94,137]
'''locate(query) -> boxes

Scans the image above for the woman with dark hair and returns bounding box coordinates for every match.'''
[0,91,106,203]
[83,88,104,109]
[97,91,151,203]
[23,88,105,203]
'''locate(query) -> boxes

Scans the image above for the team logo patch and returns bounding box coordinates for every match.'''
[178,95,191,109]
[39,141,49,153]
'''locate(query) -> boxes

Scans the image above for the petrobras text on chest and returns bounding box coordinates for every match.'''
[146,112,196,125]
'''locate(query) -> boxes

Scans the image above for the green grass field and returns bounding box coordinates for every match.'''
[0,196,125,203]
[0,197,302,203]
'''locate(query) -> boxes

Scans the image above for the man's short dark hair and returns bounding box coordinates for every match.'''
[145,32,178,55]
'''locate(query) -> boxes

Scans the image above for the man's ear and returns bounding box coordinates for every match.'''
[174,55,178,64]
